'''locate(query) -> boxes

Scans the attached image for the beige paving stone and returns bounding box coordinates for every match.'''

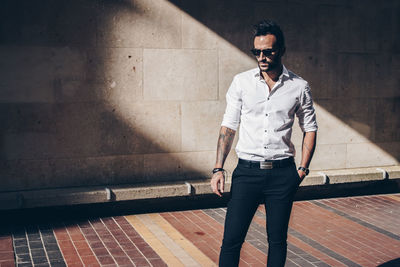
[149,214,216,266]
[138,215,198,266]
[125,215,184,267]
[144,49,218,101]
[181,101,225,151]
[346,142,399,168]
[97,0,182,48]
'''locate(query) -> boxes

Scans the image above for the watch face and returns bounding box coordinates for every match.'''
[298,167,309,175]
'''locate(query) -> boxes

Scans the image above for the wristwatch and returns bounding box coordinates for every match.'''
[297,166,309,176]
[212,168,225,174]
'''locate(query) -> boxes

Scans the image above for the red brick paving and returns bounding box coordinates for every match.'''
[0,236,14,267]
[53,226,85,266]
[321,195,400,236]
[288,201,400,266]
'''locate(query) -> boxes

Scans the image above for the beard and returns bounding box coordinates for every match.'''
[258,59,280,72]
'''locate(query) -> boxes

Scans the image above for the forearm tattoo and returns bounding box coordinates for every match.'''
[216,127,236,167]
[301,132,316,167]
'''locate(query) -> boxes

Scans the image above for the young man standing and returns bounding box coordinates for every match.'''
[211,20,318,267]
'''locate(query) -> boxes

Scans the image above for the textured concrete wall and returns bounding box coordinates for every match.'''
[0,0,399,192]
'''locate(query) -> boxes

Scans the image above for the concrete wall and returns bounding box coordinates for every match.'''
[0,0,399,192]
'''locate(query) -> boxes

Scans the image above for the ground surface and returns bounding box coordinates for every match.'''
[1,193,399,267]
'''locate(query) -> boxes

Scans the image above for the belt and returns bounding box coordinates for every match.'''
[238,157,294,169]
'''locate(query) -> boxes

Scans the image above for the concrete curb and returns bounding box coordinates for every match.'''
[1,165,400,210]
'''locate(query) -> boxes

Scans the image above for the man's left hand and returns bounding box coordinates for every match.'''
[297,170,306,180]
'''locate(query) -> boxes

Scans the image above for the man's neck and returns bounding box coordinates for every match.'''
[261,64,283,82]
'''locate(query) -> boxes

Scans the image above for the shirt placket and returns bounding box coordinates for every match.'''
[262,78,283,159]
[260,80,271,158]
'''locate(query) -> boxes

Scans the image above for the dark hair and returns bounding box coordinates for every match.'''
[253,20,285,50]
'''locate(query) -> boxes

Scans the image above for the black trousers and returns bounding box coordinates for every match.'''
[219,159,301,267]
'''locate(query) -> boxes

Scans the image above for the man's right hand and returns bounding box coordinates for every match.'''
[211,171,225,197]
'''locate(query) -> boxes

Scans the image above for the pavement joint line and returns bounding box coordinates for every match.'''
[100,217,137,266]
[125,214,184,267]
[87,219,117,265]
[288,228,362,267]
[311,200,400,241]
[13,229,33,266]
[112,216,162,263]
[320,197,400,236]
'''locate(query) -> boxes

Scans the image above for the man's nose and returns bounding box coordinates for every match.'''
[258,51,267,59]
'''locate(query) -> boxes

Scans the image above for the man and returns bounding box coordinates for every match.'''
[210,20,317,267]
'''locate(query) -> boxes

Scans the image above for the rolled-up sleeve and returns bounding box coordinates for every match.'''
[296,84,318,132]
[221,76,242,131]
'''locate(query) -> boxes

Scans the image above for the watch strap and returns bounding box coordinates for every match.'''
[298,166,309,176]
[212,168,225,174]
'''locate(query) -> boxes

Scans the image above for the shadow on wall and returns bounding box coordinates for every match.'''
[168,0,400,162]
[1,0,399,192]
[0,0,207,192]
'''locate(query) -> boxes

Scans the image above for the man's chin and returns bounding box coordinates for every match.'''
[259,65,270,72]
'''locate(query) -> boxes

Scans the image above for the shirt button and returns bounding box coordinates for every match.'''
[265,114,268,116]
[264,146,267,149]
[267,97,270,100]
[265,130,267,132]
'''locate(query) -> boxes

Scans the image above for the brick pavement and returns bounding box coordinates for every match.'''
[0,193,399,266]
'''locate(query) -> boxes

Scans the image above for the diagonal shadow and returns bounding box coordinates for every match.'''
[168,0,400,163]
[0,0,210,192]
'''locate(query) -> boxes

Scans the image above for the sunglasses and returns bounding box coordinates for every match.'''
[250,48,277,57]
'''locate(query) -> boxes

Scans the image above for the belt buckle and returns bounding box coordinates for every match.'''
[260,161,273,169]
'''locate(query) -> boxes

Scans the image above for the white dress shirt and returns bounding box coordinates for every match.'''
[221,65,318,161]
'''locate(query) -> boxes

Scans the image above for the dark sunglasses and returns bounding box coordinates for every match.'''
[250,48,277,57]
